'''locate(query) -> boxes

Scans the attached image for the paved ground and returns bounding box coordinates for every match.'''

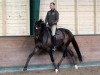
[1,66,100,75]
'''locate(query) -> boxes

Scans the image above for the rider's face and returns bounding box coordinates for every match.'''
[50,4,55,10]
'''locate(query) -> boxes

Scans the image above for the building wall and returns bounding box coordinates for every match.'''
[0,0,100,36]
[0,36,100,71]
[0,0,29,36]
[96,0,100,34]
[0,0,2,35]
[39,0,100,35]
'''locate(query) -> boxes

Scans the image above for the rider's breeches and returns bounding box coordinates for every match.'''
[51,25,57,36]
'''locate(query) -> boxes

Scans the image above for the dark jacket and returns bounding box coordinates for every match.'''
[45,9,59,26]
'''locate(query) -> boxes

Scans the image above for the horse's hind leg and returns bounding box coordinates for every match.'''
[23,48,36,71]
[67,49,78,69]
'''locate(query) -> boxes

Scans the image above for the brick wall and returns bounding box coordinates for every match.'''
[0,36,100,67]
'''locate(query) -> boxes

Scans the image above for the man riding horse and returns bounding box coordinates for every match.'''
[45,2,59,50]
[23,2,82,72]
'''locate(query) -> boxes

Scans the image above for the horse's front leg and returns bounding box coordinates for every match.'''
[48,48,58,72]
[23,48,36,71]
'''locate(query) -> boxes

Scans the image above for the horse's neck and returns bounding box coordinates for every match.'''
[43,27,49,34]
[35,27,51,43]
[43,27,52,39]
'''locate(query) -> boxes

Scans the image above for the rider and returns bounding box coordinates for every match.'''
[45,2,59,50]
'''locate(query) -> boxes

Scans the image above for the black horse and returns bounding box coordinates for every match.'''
[23,19,82,72]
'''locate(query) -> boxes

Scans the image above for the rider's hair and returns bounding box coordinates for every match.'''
[50,2,55,5]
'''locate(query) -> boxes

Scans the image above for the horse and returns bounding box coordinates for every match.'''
[23,19,57,72]
[23,19,82,72]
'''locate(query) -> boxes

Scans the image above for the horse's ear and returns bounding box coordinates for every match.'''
[39,19,43,23]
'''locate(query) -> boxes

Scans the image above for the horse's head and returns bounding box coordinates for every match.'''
[35,19,46,37]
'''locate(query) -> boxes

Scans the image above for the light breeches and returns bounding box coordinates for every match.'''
[51,25,57,36]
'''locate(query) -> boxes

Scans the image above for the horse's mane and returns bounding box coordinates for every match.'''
[43,26,52,38]
[37,19,52,36]
[35,20,52,45]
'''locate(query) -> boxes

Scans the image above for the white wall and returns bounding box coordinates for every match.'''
[39,0,100,35]
[0,0,29,36]
[6,0,30,35]
[57,0,75,34]
[0,0,100,35]
[96,0,100,34]
[0,0,2,35]
[77,0,94,34]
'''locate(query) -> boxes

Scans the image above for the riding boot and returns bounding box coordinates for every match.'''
[52,35,57,51]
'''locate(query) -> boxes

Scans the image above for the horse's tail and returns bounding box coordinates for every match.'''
[71,36,82,62]
[58,28,82,62]
[61,28,82,62]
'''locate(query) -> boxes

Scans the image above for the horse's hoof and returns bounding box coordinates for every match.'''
[55,69,59,73]
[23,68,27,71]
[75,65,78,69]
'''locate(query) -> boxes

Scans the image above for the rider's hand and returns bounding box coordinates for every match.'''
[46,23,49,27]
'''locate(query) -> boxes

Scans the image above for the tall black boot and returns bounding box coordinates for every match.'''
[52,35,57,51]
